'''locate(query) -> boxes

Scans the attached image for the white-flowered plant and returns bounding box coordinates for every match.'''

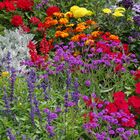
[0,28,35,71]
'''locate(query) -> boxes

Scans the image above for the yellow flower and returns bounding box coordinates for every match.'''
[115,7,126,13]
[70,5,80,12]
[70,6,93,18]
[102,8,112,14]
[112,12,124,17]
[1,71,9,77]
[64,12,73,18]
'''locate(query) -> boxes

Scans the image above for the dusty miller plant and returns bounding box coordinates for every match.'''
[0,28,34,71]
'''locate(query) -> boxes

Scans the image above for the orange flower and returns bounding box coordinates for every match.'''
[71,35,80,42]
[85,39,94,46]
[44,17,58,28]
[71,33,86,42]
[53,12,63,18]
[59,18,69,24]
[55,31,69,38]
[109,35,119,40]
[86,20,96,25]
[91,31,101,38]
[75,23,86,32]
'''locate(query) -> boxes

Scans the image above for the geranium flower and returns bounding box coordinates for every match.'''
[17,0,34,11]
[0,2,5,10]
[11,15,23,27]
[135,82,140,94]
[46,6,60,17]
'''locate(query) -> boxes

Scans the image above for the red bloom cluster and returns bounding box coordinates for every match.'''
[106,91,136,127]
[16,0,34,11]
[11,15,23,26]
[46,6,60,17]
[40,36,54,55]
[0,0,34,11]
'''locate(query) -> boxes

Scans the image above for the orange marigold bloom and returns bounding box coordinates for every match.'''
[59,18,69,25]
[71,33,86,42]
[86,20,96,25]
[91,31,101,38]
[85,39,94,46]
[109,35,119,40]
[55,31,69,38]
[75,24,86,32]
[53,12,63,18]
[71,35,80,42]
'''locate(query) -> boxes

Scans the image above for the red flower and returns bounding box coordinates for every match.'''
[106,103,118,113]
[0,2,5,10]
[123,44,129,54]
[121,117,136,128]
[17,0,34,11]
[134,70,140,80]
[5,1,16,12]
[135,82,140,94]
[11,15,23,27]
[128,96,140,109]
[30,16,40,25]
[40,36,50,54]
[114,64,123,72]
[113,91,125,101]
[46,6,60,16]
[21,24,30,33]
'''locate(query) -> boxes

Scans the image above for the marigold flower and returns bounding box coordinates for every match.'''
[91,31,101,38]
[55,31,69,38]
[53,12,63,18]
[102,8,112,14]
[59,18,69,25]
[85,39,94,46]
[70,5,93,18]
[75,23,86,32]
[71,35,80,42]
[109,35,119,40]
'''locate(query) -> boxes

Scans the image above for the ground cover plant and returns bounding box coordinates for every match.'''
[0,0,140,140]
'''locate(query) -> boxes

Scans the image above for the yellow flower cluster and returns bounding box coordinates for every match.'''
[1,71,9,77]
[70,5,93,18]
[102,7,126,17]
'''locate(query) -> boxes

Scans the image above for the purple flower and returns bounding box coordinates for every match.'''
[133,16,140,26]
[109,130,115,135]
[132,4,140,14]
[6,128,16,140]
[116,128,125,133]
[34,95,41,121]
[10,67,16,102]
[55,107,61,113]
[121,0,133,9]
[85,80,91,87]
[133,130,139,135]
[46,125,55,137]
[2,87,11,114]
